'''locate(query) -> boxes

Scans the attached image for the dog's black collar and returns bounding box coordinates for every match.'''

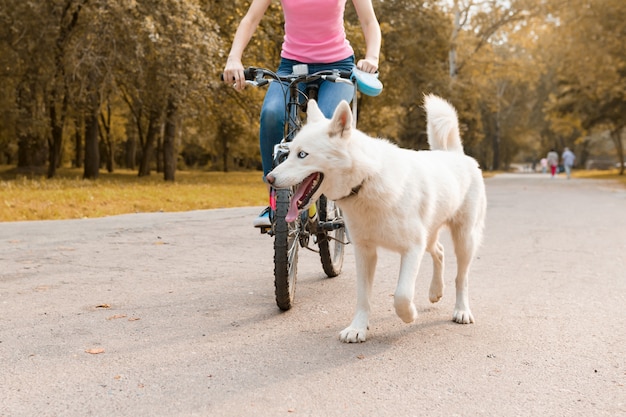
[336,180,365,201]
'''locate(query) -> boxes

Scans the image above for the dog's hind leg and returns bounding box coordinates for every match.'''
[450,224,478,324]
[427,231,445,303]
[340,244,377,343]
[394,244,425,323]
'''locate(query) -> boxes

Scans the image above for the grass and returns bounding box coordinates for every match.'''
[0,166,267,222]
[1,165,624,222]
[572,168,626,185]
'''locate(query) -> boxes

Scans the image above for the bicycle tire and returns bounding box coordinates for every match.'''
[273,188,299,310]
[317,196,345,278]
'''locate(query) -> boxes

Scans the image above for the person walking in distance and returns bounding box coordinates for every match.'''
[561,147,576,179]
[222,0,382,227]
[546,149,559,178]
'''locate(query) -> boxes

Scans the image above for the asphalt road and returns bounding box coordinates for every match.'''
[1,173,625,417]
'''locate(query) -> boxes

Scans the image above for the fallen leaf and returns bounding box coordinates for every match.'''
[107,314,127,320]
[128,317,141,321]
[85,348,105,354]
[57,246,76,251]
[96,304,111,309]
[356,354,365,360]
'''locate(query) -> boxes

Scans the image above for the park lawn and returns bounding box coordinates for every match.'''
[0,167,267,222]
[572,168,626,184]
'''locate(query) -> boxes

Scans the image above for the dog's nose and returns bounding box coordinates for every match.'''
[266,173,275,184]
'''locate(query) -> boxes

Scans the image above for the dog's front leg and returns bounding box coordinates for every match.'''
[340,244,377,343]
[394,245,425,323]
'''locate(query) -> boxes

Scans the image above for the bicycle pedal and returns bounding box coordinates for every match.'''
[319,220,344,231]
[259,225,271,234]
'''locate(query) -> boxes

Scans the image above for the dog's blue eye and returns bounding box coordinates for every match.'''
[297,151,308,159]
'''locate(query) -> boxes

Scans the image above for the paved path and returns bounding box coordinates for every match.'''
[1,174,625,416]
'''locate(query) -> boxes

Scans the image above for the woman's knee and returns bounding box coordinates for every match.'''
[261,88,286,125]
[317,83,354,118]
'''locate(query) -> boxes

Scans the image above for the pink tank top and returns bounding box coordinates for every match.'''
[280,0,354,63]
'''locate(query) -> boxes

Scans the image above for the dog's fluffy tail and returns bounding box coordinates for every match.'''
[424,94,463,153]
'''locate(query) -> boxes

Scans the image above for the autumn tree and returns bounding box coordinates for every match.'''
[343,1,451,150]
[1,0,624,178]
[0,1,56,171]
[207,0,283,172]
[106,0,219,179]
[544,0,626,174]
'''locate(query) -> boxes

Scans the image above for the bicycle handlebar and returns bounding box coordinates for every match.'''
[220,67,353,86]
[221,66,383,96]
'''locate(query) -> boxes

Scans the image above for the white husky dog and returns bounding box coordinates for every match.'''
[266,94,486,343]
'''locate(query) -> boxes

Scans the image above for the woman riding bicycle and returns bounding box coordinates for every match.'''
[222,0,381,227]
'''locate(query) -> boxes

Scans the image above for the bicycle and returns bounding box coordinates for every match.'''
[224,64,382,311]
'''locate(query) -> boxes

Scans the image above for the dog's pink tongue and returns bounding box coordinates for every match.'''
[286,203,299,223]
[285,174,317,222]
[285,184,306,222]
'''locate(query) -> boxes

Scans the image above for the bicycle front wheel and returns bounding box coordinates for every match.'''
[273,188,299,310]
[317,196,345,278]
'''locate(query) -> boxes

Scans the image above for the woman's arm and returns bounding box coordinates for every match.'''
[222,0,272,90]
[351,0,381,73]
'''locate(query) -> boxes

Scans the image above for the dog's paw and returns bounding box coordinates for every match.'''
[429,288,443,303]
[339,326,368,343]
[394,299,418,323]
[452,309,475,324]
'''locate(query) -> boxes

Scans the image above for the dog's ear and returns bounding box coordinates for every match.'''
[329,101,352,139]
[306,100,326,123]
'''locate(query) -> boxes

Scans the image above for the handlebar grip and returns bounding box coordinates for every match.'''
[323,70,353,83]
[339,70,352,79]
[243,67,257,81]
[220,67,258,82]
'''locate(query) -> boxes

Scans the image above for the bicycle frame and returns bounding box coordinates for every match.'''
[236,65,357,310]
[271,68,353,170]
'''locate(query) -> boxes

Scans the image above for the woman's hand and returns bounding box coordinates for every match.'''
[222,56,246,91]
[356,57,378,74]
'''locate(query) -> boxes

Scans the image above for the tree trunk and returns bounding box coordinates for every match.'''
[83,110,100,179]
[124,118,136,169]
[138,109,160,177]
[16,78,47,172]
[74,116,83,168]
[47,97,65,178]
[125,138,136,169]
[106,142,114,173]
[45,1,82,178]
[156,134,163,173]
[449,1,461,80]
[222,133,229,173]
[611,127,625,175]
[99,103,114,173]
[492,113,501,171]
[83,70,100,179]
[163,99,177,181]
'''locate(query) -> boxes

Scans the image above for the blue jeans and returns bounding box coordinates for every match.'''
[259,56,355,177]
